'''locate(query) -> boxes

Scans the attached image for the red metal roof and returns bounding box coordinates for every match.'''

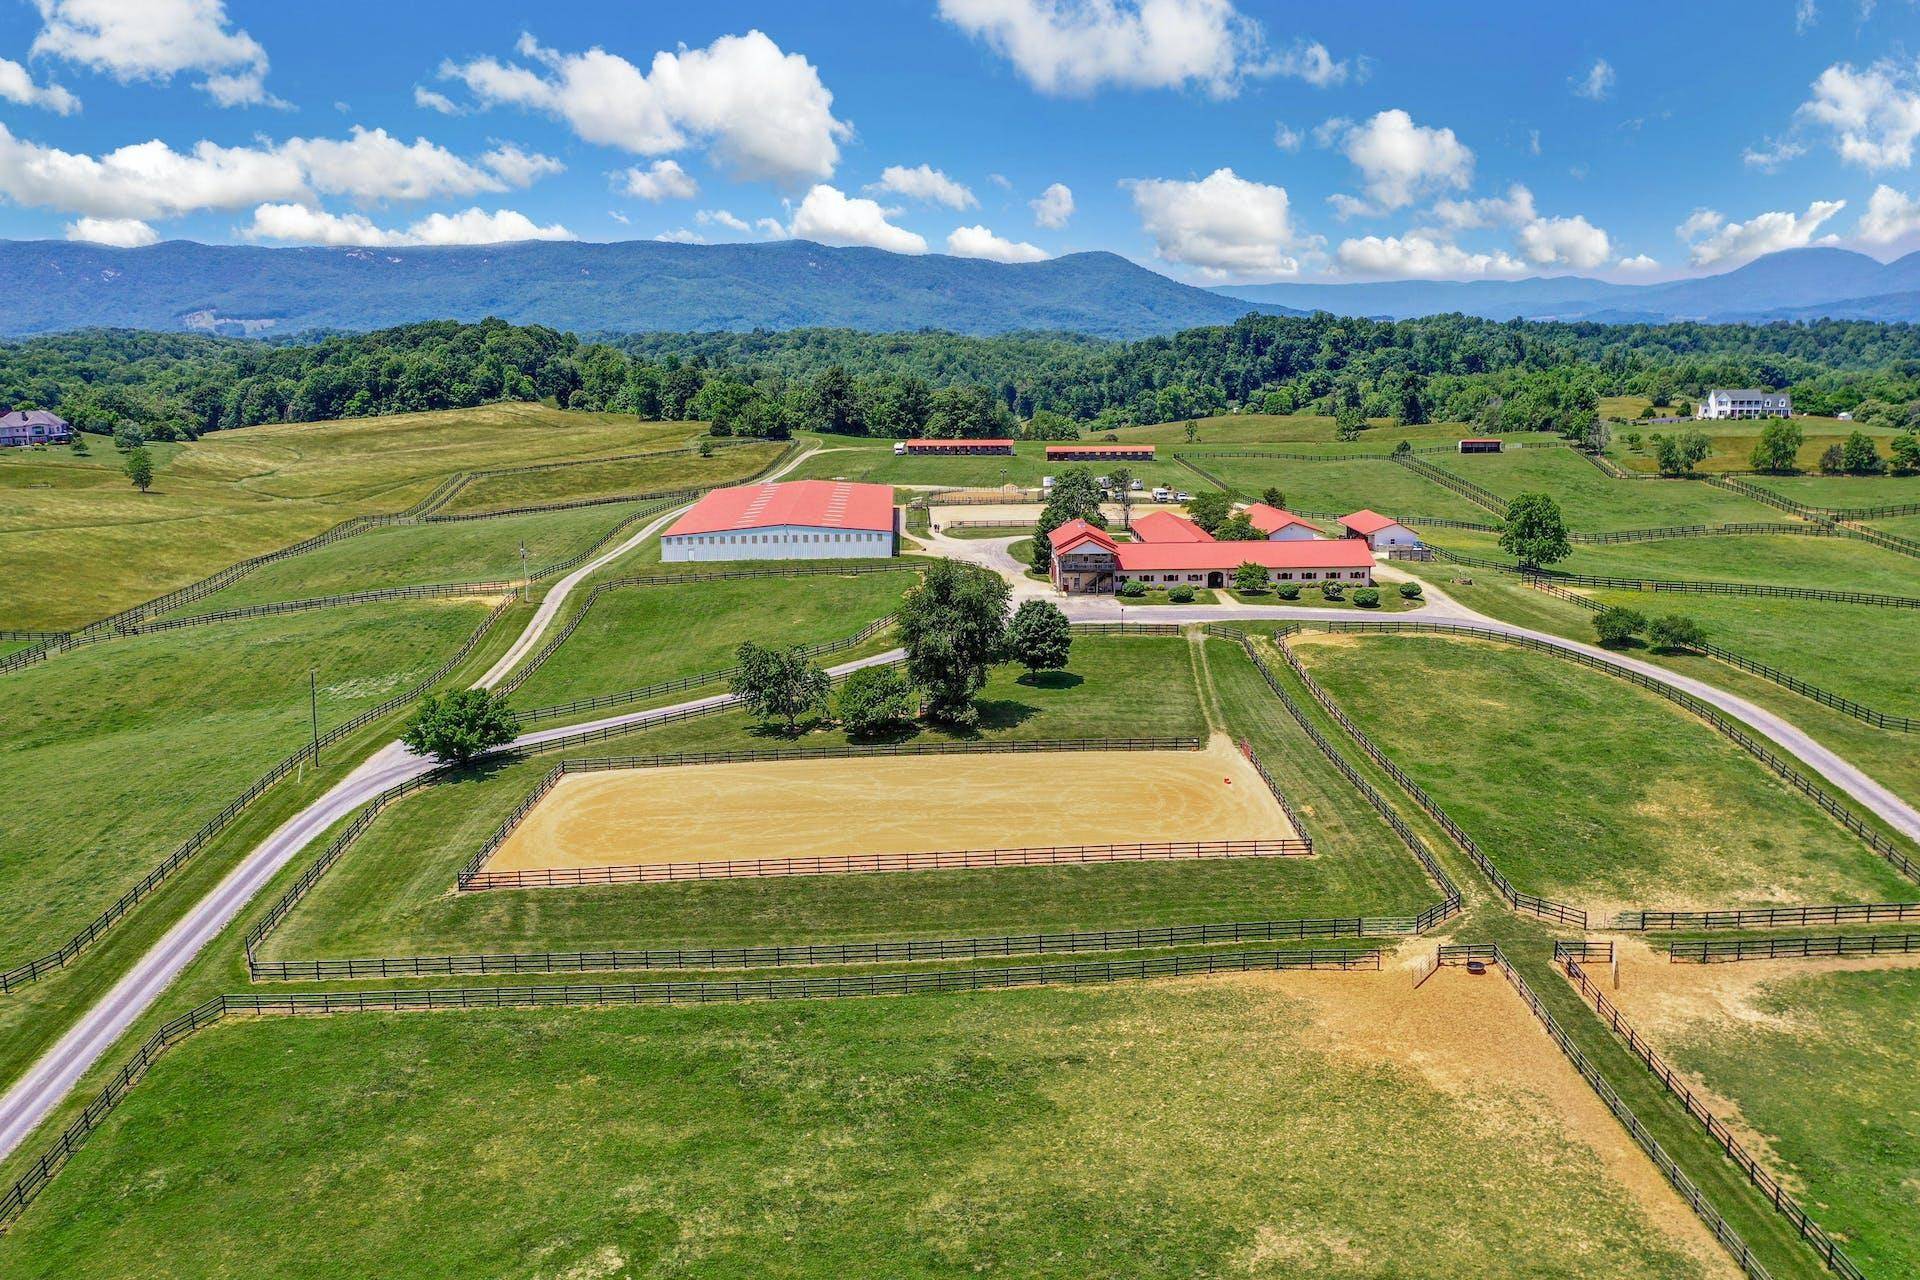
[902,438,1016,448]
[1048,518,1118,554]
[1129,511,1214,543]
[665,481,895,537]
[1243,503,1323,536]
[1044,444,1156,455]
[1114,540,1374,572]
[1339,509,1405,536]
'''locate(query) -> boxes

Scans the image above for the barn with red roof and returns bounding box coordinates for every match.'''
[1048,517,1372,593]
[1338,509,1422,551]
[662,481,898,563]
[1243,503,1323,541]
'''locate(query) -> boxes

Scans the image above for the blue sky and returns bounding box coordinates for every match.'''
[0,0,1917,283]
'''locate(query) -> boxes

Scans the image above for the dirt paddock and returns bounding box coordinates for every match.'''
[485,736,1295,876]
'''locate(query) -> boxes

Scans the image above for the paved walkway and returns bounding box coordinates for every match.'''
[3,479,1917,1171]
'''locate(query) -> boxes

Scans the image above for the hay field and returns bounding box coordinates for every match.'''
[487,737,1293,874]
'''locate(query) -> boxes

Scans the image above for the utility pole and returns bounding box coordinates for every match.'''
[309,668,320,765]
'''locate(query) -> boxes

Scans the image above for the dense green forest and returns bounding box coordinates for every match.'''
[4,314,1920,444]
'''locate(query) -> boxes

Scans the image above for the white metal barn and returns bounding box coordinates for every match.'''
[660,480,899,563]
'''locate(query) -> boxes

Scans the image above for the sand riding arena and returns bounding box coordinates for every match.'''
[460,735,1311,890]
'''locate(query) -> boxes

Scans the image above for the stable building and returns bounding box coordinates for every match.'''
[1338,509,1420,550]
[1243,504,1323,541]
[1457,437,1503,454]
[661,480,897,563]
[894,438,1016,456]
[1129,510,1214,543]
[1048,518,1373,593]
[1045,443,1156,462]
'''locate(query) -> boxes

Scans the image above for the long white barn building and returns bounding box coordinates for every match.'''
[660,480,899,563]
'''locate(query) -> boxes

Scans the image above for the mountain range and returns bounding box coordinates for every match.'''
[0,239,1295,340]
[3,239,1920,341]
[1212,247,1920,324]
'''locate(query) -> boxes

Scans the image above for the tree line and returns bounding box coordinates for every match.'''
[6,313,1920,443]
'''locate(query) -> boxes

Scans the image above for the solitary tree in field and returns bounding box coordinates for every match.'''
[402,689,520,764]
[1892,431,1920,474]
[833,665,913,736]
[1184,419,1199,443]
[1334,405,1366,441]
[1648,614,1706,653]
[732,643,832,732]
[1498,492,1571,569]
[1593,605,1647,648]
[1260,485,1285,508]
[899,560,1010,725]
[1004,599,1073,678]
[1184,490,1232,533]
[1748,421,1803,473]
[1656,429,1711,476]
[124,446,154,493]
[1841,431,1885,474]
[1818,442,1847,474]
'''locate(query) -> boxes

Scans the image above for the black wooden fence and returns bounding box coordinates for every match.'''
[1613,901,1920,931]
[1390,454,1511,515]
[1669,932,1920,963]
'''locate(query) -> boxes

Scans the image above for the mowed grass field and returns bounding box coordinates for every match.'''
[1110,413,1481,450]
[434,441,785,515]
[1606,414,1898,473]
[1196,454,1495,521]
[0,974,1739,1279]
[1608,955,1920,1280]
[1743,473,1920,513]
[1437,449,1783,529]
[1428,529,1920,595]
[261,636,1439,966]
[0,404,699,630]
[784,438,1200,492]
[1290,633,1920,914]
[507,570,920,713]
[165,499,669,612]
[0,599,497,965]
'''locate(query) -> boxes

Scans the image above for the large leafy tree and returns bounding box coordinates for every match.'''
[402,689,520,764]
[1498,492,1572,568]
[731,644,832,732]
[1003,599,1072,677]
[898,561,1010,725]
[1748,421,1803,472]
[1031,468,1107,574]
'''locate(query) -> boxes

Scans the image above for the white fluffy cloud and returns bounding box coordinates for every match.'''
[1742,136,1807,171]
[946,224,1047,262]
[1678,200,1846,265]
[1329,109,1473,210]
[443,30,849,184]
[1273,123,1303,152]
[0,57,79,114]
[414,86,461,115]
[1571,58,1614,101]
[31,0,276,107]
[788,184,928,253]
[936,0,1342,97]
[240,202,575,246]
[619,159,698,202]
[1615,254,1661,272]
[0,123,560,222]
[1797,60,1920,170]
[65,215,157,246]
[1858,185,1920,244]
[1030,181,1074,227]
[1517,212,1610,269]
[868,164,977,209]
[1336,233,1526,278]
[697,208,750,232]
[1124,167,1301,278]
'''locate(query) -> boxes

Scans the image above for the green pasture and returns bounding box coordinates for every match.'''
[0,975,1733,1280]
[1111,413,1478,450]
[1430,529,1920,595]
[784,439,1197,492]
[1196,454,1494,521]
[1868,513,1920,539]
[0,404,696,630]
[507,570,919,713]
[1291,633,1920,914]
[1440,448,1782,528]
[434,441,784,515]
[1608,414,1895,473]
[0,599,496,965]
[1653,963,1920,1280]
[1743,473,1920,513]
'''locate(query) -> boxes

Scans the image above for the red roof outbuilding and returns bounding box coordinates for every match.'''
[1244,504,1323,537]
[1048,517,1119,555]
[665,481,895,538]
[1338,509,1403,537]
[1129,511,1214,543]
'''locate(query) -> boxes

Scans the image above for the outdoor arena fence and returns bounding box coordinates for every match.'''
[1669,932,1920,964]
[251,917,1412,982]
[0,947,1382,1236]
[1561,954,1863,1279]
[1567,521,1831,545]
[1437,945,1776,1279]
[453,737,1208,889]
[917,489,1046,507]
[494,561,915,698]
[462,838,1315,893]
[1296,618,1920,893]
[1201,625,1464,931]
[513,612,899,722]
[1613,901,1920,932]
[1268,627,1587,927]
[1553,939,1616,965]
[1390,454,1510,515]
[1521,577,1919,732]
[1237,735,1314,849]
[0,597,513,995]
[938,520,1038,531]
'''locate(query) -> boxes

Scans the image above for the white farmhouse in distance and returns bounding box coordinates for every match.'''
[1696,389,1791,420]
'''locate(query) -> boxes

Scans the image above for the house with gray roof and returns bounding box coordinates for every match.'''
[0,409,72,447]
